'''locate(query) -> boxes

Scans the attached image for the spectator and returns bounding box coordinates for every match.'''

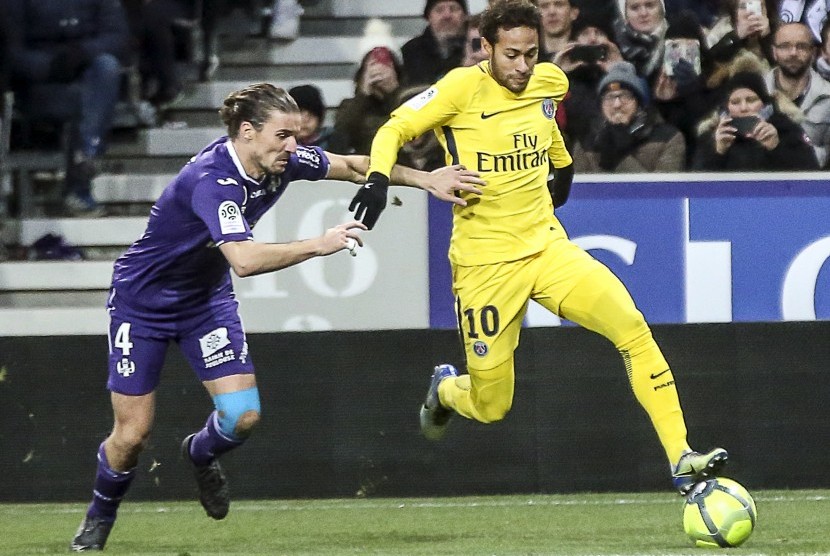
[329,46,403,155]
[394,86,447,172]
[693,67,819,171]
[765,22,830,168]
[554,10,624,148]
[462,13,488,67]
[653,10,714,166]
[538,0,580,62]
[614,0,670,80]
[574,61,686,172]
[704,0,773,91]
[5,0,129,216]
[288,84,332,148]
[818,17,830,81]
[402,0,467,86]
[122,0,188,108]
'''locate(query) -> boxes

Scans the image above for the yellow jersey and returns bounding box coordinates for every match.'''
[369,61,573,266]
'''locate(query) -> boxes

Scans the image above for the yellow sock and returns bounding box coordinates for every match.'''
[619,326,690,464]
[439,360,515,424]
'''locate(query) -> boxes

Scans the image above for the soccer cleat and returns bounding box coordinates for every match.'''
[419,363,459,440]
[672,447,729,495]
[70,515,114,552]
[181,434,230,520]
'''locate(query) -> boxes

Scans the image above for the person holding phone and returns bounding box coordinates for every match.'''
[693,69,819,170]
[329,46,403,156]
[553,11,624,147]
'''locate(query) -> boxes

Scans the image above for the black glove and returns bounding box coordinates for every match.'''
[596,123,636,171]
[672,59,701,97]
[548,163,574,208]
[349,172,389,229]
[49,44,92,82]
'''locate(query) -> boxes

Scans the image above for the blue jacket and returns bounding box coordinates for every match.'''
[5,0,128,83]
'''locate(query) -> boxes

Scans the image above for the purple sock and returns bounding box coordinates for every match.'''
[86,442,136,522]
[187,411,243,466]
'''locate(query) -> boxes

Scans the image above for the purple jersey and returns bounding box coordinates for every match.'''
[111,137,330,319]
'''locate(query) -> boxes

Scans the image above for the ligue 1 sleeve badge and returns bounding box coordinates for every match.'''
[541,98,555,119]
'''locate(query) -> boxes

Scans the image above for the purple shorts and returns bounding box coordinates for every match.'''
[106,297,254,395]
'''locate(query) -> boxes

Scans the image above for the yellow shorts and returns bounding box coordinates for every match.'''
[452,234,630,371]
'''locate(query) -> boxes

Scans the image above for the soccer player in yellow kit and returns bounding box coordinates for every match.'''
[349,0,726,494]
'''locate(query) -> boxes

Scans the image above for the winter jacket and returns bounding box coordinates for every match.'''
[574,116,687,173]
[692,110,819,171]
[765,68,830,168]
[400,26,464,87]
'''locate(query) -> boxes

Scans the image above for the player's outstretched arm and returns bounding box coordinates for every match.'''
[417,165,484,207]
[219,221,366,277]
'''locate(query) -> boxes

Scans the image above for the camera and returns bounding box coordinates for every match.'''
[569,44,608,64]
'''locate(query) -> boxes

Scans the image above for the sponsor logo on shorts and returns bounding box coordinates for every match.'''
[117,358,136,377]
[204,348,236,369]
[473,341,489,357]
[199,327,231,357]
[218,201,245,234]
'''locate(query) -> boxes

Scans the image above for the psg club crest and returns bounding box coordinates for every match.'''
[473,341,489,357]
[541,98,555,120]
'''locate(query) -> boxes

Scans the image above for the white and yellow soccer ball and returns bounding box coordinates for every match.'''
[683,477,757,548]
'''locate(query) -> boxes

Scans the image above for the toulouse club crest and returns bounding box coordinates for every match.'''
[541,98,555,120]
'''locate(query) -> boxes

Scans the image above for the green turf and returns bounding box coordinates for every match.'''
[2,490,828,555]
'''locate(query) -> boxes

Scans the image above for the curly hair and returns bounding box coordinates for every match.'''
[479,0,541,46]
[219,83,299,139]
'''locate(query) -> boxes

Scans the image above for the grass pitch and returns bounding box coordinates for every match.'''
[1,490,828,555]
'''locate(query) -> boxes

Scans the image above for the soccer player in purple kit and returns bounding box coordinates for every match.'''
[70,83,484,551]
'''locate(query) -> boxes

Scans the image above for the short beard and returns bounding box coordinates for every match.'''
[779,62,810,80]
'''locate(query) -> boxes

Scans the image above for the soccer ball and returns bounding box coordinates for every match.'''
[682,477,757,548]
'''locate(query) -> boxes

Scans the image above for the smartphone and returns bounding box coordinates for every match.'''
[663,38,701,77]
[569,44,608,64]
[731,115,761,135]
[470,37,482,52]
[744,0,763,15]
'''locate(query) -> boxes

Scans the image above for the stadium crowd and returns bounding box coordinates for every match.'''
[1,0,829,218]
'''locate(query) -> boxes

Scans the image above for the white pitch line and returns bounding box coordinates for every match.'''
[4,493,828,516]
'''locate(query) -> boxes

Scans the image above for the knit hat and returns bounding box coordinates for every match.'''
[616,0,665,18]
[570,10,616,41]
[288,84,326,122]
[722,71,773,105]
[665,9,703,41]
[598,61,649,105]
[423,0,468,19]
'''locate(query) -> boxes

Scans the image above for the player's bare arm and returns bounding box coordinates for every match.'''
[219,220,366,277]
[325,152,484,203]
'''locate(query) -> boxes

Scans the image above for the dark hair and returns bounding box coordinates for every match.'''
[479,0,540,46]
[219,83,298,139]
